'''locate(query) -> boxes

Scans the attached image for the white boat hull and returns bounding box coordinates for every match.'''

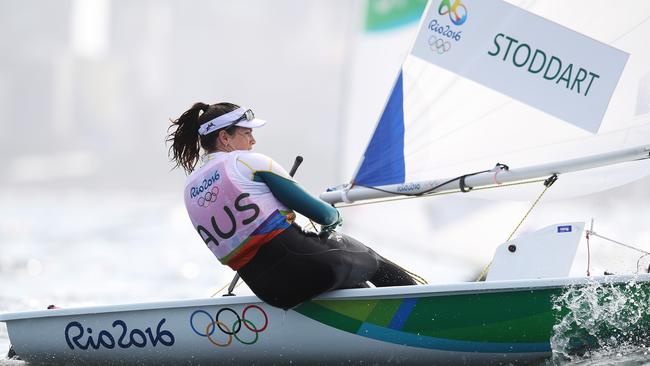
[3,275,649,365]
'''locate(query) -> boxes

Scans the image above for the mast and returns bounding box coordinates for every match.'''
[320,144,650,205]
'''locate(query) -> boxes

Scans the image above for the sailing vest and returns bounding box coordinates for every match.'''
[184,152,294,270]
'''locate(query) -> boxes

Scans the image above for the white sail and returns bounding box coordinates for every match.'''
[323,0,650,282]
[329,0,650,203]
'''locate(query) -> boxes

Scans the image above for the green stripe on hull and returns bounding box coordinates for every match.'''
[294,281,650,354]
[424,311,555,343]
[402,289,561,342]
[296,289,558,344]
[365,299,403,326]
[315,299,378,321]
[296,301,362,334]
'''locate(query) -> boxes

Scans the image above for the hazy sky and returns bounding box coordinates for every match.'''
[0,0,360,195]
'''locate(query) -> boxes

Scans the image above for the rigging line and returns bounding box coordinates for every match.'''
[356,162,508,198]
[355,176,460,197]
[335,178,547,209]
[475,174,558,281]
[306,219,318,232]
[505,174,557,242]
[381,256,428,285]
[585,231,650,255]
[354,168,494,198]
[636,253,650,274]
[211,278,244,298]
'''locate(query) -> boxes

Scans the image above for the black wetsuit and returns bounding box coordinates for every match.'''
[191,151,417,310]
[238,223,417,310]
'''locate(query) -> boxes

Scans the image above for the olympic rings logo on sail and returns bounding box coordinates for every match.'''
[189,305,269,347]
[438,0,467,26]
[429,35,451,54]
[197,186,220,208]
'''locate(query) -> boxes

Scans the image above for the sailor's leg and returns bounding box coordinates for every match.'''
[318,230,416,288]
[239,224,348,309]
[239,224,416,309]
[278,226,379,290]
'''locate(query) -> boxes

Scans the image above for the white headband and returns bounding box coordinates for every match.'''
[198,107,267,136]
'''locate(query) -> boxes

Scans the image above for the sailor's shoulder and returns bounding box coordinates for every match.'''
[236,151,273,162]
[235,151,277,170]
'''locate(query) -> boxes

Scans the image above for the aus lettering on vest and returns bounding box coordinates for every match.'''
[196,193,260,246]
[487,33,600,97]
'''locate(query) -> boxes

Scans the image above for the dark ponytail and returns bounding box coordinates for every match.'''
[167,102,240,174]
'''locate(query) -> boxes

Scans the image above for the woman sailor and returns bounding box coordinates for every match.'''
[168,102,416,309]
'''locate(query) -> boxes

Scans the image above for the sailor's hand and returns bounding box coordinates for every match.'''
[319,211,342,236]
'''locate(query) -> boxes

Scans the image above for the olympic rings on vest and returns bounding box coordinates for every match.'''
[197,186,220,208]
[189,305,268,347]
[428,35,451,54]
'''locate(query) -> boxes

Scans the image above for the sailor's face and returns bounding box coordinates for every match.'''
[230,127,256,151]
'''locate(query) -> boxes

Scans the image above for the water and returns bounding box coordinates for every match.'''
[0,189,249,365]
[545,279,650,366]
[2,190,650,365]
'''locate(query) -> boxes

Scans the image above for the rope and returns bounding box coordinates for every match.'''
[333,177,551,284]
[505,174,557,242]
[585,230,650,275]
[379,256,428,284]
[211,277,244,297]
[637,253,650,274]
[585,230,650,255]
[355,170,490,198]
[332,177,552,284]
[210,176,550,294]
[475,174,558,281]
[334,178,547,209]
[307,219,318,232]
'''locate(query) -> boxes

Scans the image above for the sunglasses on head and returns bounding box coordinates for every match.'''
[228,109,254,127]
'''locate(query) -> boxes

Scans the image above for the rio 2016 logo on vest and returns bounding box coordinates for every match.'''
[190,170,221,199]
[196,193,260,247]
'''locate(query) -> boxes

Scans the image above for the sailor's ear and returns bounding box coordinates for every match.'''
[217,130,229,143]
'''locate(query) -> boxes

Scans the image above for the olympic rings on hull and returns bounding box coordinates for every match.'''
[189,305,269,347]
[197,186,220,208]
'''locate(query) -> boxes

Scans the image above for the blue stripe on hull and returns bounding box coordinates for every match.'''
[388,298,417,330]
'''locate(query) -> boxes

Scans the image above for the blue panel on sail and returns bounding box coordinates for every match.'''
[354,71,406,186]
